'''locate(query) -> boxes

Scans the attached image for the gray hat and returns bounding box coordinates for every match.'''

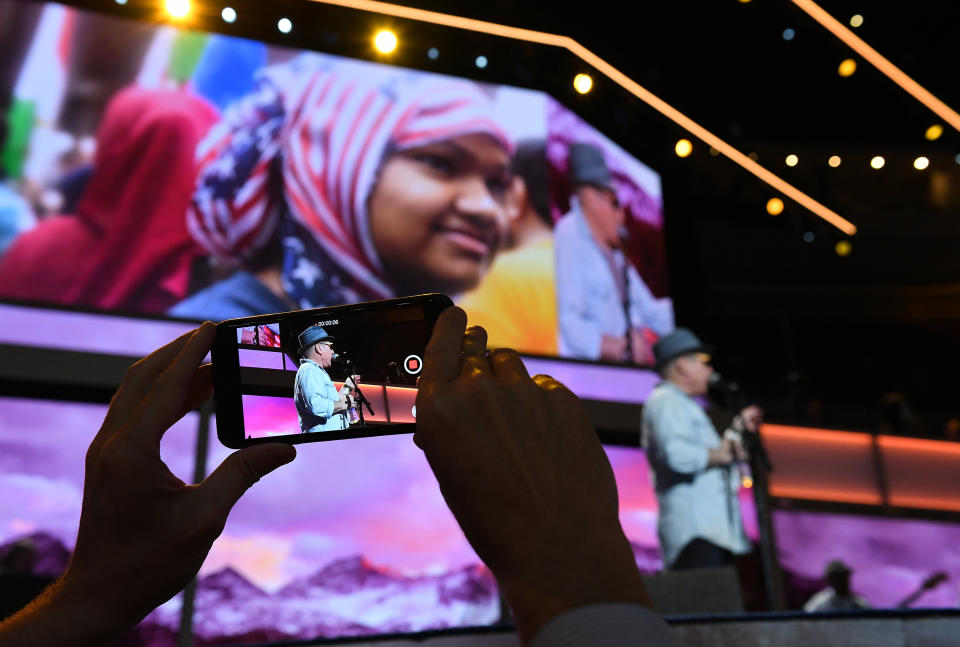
[297,325,334,357]
[568,142,614,191]
[653,328,710,372]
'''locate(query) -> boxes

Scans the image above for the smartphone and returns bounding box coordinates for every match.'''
[212,294,453,448]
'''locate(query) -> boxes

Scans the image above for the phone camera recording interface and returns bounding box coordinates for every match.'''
[217,296,450,446]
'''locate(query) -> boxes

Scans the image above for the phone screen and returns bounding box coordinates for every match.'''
[212,295,451,447]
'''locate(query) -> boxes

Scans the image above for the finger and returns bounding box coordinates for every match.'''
[420,307,467,392]
[460,325,490,376]
[532,373,578,401]
[489,348,530,383]
[175,364,214,420]
[135,322,217,442]
[198,443,297,515]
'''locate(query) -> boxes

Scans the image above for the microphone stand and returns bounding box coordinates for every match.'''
[345,360,374,427]
[717,378,781,610]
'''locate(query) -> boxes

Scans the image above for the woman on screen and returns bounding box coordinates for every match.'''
[0,87,218,313]
[170,55,516,320]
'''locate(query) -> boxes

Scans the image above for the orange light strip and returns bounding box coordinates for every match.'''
[792,0,960,134]
[767,485,883,506]
[760,424,874,446]
[886,495,960,513]
[877,435,960,456]
[308,0,857,236]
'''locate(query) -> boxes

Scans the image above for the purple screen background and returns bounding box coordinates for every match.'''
[775,509,960,609]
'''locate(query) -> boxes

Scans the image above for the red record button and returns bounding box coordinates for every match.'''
[403,354,422,375]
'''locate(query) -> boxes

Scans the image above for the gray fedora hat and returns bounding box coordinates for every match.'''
[297,325,334,357]
[653,328,711,372]
[568,142,614,191]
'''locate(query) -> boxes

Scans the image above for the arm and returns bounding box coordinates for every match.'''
[626,264,674,336]
[645,396,721,474]
[301,366,337,419]
[0,324,295,646]
[416,308,675,645]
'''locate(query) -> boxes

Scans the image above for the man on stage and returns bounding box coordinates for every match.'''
[555,142,673,364]
[293,325,356,433]
[641,328,761,570]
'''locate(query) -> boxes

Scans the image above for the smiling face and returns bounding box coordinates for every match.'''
[367,133,513,295]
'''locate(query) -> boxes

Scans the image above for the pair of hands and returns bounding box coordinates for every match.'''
[0,309,648,646]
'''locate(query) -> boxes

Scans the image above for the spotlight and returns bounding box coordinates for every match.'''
[925,124,943,141]
[782,28,795,41]
[955,153,960,165]
[870,155,885,169]
[277,17,292,33]
[766,197,785,216]
[914,156,930,170]
[828,155,842,167]
[165,0,189,18]
[838,59,857,77]
[675,139,693,158]
[835,240,852,257]
[475,55,488,69]
[803,231,815,243]
[115,0,127,4]
[850,14,864,28]
[785,154,798,167]
[573,73,593,94]
[221,6,236,23]
[427,47,439,60]
[373,29,397,54]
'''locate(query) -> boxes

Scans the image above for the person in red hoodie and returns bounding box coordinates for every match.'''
[0,87,217,314]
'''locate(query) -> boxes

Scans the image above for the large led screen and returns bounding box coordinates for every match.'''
[775,509,960,610]
[0,0,673,364]
[0,396,198,643]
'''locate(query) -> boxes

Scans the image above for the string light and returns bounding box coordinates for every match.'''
[573,73,593,94]
[373,29,398,53]
[766,197,785,216]
[850,14,863,28]
[925,124,943,141]
[828,155,842,167]
[427,47,439,59]
[277,17,292,33]
[785,154,799,167]
[221,6,236,22]
[838,58,857,77]
[675,139,693,158]
[870,155,885,169]
[782,28,796,41]
[835,240,852,256]
[914,156,930,170]
[475,55,488,68]
[165,0,189,18]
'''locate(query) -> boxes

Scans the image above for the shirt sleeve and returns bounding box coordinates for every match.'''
[302,366,336,419]
[644,394,710,475]
[530,603,678,647]
[627,265,675,336]
[555,222,603,360]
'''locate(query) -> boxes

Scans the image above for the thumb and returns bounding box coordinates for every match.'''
[199,443,297,512]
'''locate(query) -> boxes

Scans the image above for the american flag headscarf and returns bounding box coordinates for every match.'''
[188,55,515,307]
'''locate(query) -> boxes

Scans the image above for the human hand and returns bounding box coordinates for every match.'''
[629,328,655,366]
[8,324,296,645]
[599,334,628,362]
[415,308,650,644]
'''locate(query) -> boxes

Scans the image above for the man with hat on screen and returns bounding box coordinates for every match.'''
[641,328,761,570]
[804,560,870,612]
[554,142,673,364]
[294,325,356,433]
